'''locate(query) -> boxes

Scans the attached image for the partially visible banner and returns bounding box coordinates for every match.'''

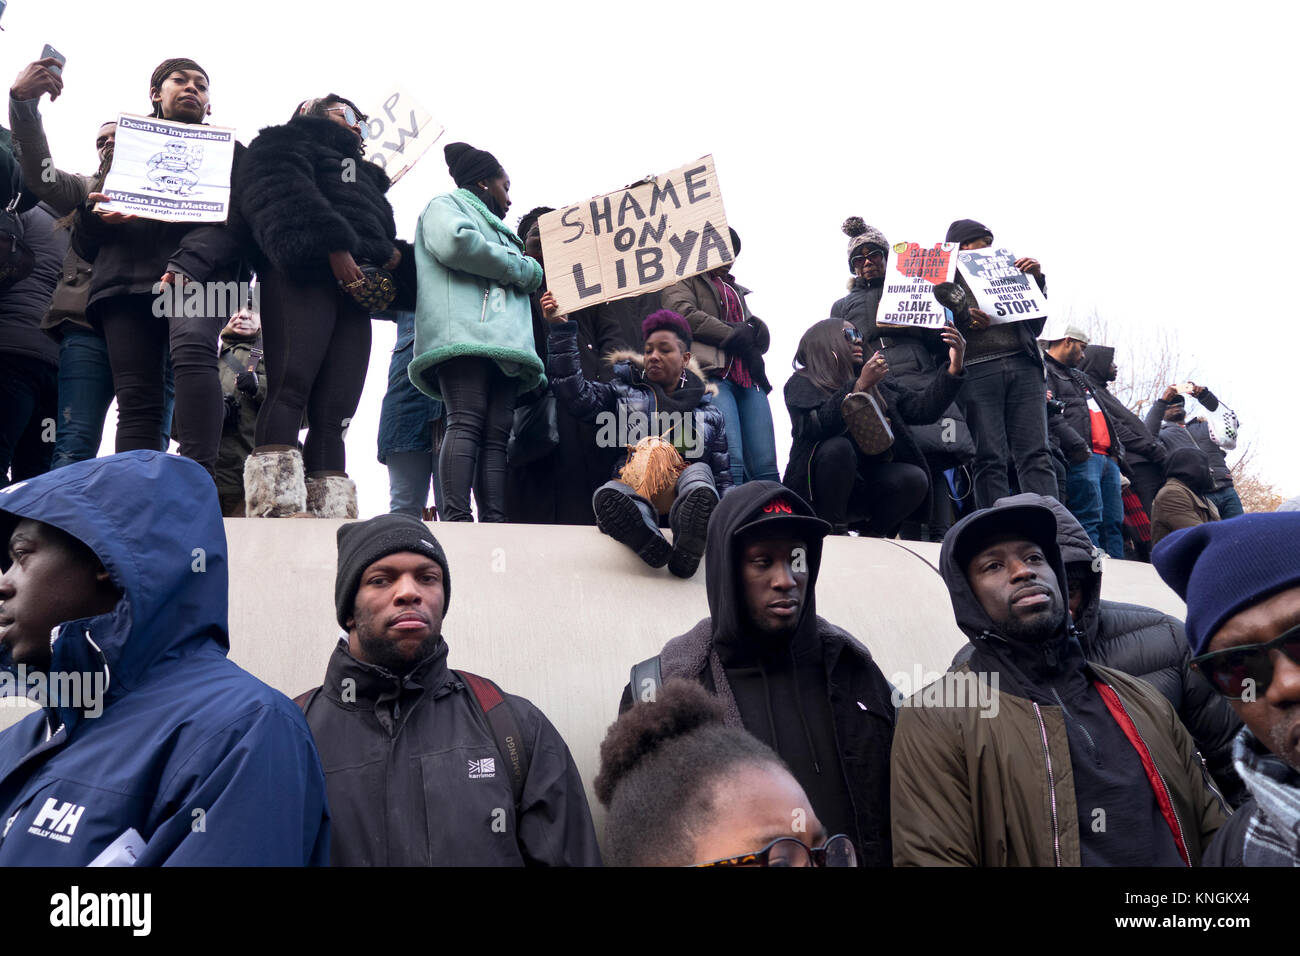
[956,246,1048,323]
[539,155,732,314]
[99,114,236,222]
[876,241,959,329]
[361,86,444,185]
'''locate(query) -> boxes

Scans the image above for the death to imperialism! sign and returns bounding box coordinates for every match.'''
[98,114,237,223]
[539,155,733,314]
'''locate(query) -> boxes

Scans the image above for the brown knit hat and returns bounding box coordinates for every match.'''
[149,58,209,117]
[842,216,889,273]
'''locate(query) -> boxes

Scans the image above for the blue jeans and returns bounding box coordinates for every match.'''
[709,378,779,486]
[1207,485,1244,520]
[387,449,442,517]
[1067,453,1124,559]
[52,327,174,469]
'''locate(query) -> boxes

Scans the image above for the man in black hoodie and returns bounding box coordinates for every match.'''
[1077,344,1167,517]
[618,481,896,866]
[892,498,1226,865]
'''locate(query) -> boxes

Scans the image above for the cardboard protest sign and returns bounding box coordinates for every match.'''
[539,156,733,315]
[98,114,237,223]
[876,241,959,329]
[361,86,443,185]
[956,247,1048,323]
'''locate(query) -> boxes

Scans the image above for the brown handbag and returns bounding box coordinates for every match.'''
[841,388,895,458]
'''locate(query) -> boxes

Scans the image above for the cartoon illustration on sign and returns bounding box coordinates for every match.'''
[145,140,203,196]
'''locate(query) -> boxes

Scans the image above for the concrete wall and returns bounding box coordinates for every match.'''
[1,521,1186,832]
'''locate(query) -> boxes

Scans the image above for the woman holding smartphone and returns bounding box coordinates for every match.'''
[235,94,399,517]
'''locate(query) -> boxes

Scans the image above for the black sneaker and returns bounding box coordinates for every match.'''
[595,488,670,567]
[667,485,718,578]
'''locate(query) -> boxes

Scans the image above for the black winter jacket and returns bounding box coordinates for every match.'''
[236,116,396,283]
[547,319,732,492]
[301,638,601,866]
[1043,351,1123,464]
[995,492,1245,805]
[1078,345,1166,471]
[782,366,963,520]
[74,143,248,312]
[1145,391,1235,491]
[618,482,896,866]
[0,203,65,365]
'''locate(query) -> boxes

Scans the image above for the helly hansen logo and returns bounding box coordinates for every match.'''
[468,757,496,779]
[28,798,86,843]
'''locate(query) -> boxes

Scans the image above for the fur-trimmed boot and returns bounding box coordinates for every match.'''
[244,447,307,517]
[306,474,359,518]
[667,467,719,578]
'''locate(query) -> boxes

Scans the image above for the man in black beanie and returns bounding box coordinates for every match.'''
[943,217,1056,509]
[295,513,601,866]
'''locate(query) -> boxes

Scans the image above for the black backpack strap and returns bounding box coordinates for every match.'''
[456,670,530,809]
[628,655,664,706]
[293,686,321,715]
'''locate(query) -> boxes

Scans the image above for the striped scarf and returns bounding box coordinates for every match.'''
[1234,729,1300,866]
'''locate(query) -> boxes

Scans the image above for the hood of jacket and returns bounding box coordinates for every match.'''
[995,492,1104,649]
[1078,344,1115,385]
[703,481,829,661]
[1165,446,1214,492]
[940,500,1088,698]
[0,451,230,728]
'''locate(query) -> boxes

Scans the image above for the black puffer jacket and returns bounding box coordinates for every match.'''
[782,366,963,519]
[546,320,732,492]
[0,203,66,365]
[995,492,1245,806]
[236,116,396,283]
[74,144,248,313]
[1078,345,1166,471]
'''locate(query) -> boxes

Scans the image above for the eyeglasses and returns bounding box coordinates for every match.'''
[326,105,360,127]
[842,327,863,345]
[850,249,885,269]
[695,834,857,868]
[1191,623,1300,700]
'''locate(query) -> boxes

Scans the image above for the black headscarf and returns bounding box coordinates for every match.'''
[149,57,208,118]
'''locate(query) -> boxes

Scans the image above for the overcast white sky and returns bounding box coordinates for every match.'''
[7,0,1294,514]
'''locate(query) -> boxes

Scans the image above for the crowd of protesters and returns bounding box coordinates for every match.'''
[1,51,1296,870]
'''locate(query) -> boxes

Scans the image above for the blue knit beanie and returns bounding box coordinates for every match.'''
[1151,513,1300,656]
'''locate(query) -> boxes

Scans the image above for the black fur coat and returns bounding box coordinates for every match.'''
[236,115,396,282]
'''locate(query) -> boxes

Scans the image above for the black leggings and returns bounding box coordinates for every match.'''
[98,293,222,476]
[255,268,371,475]
[810,436,928,536]
[436,356,516,522]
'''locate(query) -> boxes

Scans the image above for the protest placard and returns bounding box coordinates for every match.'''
[876,241,959,330]
[956,246,1048,323]
[539,156,733,315]
[361,86,443,185]
[98,114,237,223]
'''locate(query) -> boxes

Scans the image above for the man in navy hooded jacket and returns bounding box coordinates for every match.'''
[0,450,329,865]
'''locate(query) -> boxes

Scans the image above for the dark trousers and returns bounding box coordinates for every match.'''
[98,293,222,476]
[0,353,57,484]
[437,356,516,522]
[256,268,371,475]
[1130,461,1164,517]
[810,436,928,536]
[51,326,174,468]
[959,353,1058,508]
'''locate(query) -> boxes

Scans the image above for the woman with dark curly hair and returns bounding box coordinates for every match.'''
[595,678,856,867]
[236,94,400,517]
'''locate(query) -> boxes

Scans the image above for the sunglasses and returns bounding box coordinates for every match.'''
[1190,623,1300,700]
[850,249,885,269]
[326,105,360,127]
[842,327,863,345]
[695,834,857,868]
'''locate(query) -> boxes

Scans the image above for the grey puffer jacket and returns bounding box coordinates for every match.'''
[546,319,732,492]
[996,493,1245,806]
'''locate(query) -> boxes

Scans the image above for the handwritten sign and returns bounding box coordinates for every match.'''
[361,86,443,185]
[99,113,236,223]
[539,155,733,314]
[876,241,959,329]
[956,246,1048,323]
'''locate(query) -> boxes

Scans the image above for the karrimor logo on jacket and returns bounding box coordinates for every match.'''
[468,757,496,779]
[27,797,86,843]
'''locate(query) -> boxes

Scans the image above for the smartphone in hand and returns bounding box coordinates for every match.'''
[42,43,67,77]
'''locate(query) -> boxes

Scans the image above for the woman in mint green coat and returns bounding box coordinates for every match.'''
[409,142,544,521]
